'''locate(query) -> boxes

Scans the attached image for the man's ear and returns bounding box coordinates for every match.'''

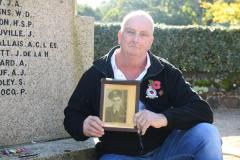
[148,35,154,50]
[117,30,122,44]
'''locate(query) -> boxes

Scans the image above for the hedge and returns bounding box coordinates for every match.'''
[94,23,240,74]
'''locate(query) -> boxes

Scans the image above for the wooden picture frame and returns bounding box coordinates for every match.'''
[100,78,140,132]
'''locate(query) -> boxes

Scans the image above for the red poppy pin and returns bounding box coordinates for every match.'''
[146,80,164,99]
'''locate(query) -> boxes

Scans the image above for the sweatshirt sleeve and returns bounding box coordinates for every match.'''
[63,71,93,141]
[162,67,213,130]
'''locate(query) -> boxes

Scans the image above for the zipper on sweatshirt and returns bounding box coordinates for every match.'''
[138,133,145,154]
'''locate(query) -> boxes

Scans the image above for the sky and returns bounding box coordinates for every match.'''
[77,0,106,9]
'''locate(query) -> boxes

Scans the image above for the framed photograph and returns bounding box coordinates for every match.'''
[100,78,140,132]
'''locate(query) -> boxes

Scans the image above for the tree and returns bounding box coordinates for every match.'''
[98,0,199,25]
[100,0,149,22]
[77,0,240,26]
[144,0,200,25]
[201,0,240,26]
[77,5,101,21]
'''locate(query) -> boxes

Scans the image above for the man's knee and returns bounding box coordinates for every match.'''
[189,123,221,143]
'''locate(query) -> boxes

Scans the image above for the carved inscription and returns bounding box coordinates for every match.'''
[0,0,58,96]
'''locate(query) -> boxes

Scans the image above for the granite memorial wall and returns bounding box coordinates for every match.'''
[0,0,94,146]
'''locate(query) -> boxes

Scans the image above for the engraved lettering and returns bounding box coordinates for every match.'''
[11,69,16,75]
[20,88,25,95]
[0,49,10,56]
[27,31,32,37]
[20,69,24,75]
[0,59,15,66]
[0,18,9,25]
[18,79,22,85]
[27,21,32,27]
[0,40,24,47]
[19,60,25,66]
[0,79,15,86]
[15,0,20,7]
[0,0,21,7]
[0,9,11,16]
[26,41,32,47]
[8,69,24,76]
[34,51,49,57]
[0,69,7,76]
[15,10,22,16]
[24,11,30,17]
[22,51,30,57]
[15,50,19,56]
[50,42,57,48]
[44,51,48,57]
[0,89,17,96]
[0,0,57,97]
[0,29,24,37]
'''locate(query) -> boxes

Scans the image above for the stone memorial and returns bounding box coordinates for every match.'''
[0,0,94,146]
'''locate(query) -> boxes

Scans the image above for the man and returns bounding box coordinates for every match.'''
[64,10,223,160]
[105,90,126,123]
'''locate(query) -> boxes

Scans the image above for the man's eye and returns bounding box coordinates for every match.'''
[140,33,148,37]
[127,30,135,34]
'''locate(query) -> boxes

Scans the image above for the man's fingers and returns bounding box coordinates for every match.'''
[134,110,153,135]
[89,119,104,133]
[135,110,168,134]
[90,116,104,127]
[138,116,146,126]
[83,116,104,137]
[134,111,144,126]
[88,126,104,137]
[141,121,150,135]
[134,112,146,134]
[134,112,141,126]
[137,122,141,134]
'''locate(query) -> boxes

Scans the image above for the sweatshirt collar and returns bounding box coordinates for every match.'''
[93,46,164,78]
[111,49,151,80]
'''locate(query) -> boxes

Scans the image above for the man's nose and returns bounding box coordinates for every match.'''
[133,34,140,42]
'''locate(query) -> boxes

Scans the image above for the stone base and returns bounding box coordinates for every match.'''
[0,136,239,160]
[0,138,96,160]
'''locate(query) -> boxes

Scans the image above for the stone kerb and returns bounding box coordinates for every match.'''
[0,0,94,146]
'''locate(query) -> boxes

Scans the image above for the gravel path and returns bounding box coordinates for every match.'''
[214,109,240,160]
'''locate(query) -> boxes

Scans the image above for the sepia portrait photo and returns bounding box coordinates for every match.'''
[105,90,127,123]
[100,79,140,132]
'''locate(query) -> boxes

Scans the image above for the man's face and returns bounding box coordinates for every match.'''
[111,96,121,108]
[118,16,154,57]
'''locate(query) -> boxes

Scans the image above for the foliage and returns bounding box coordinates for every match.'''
[78,0,240,27]
[94,23,240,75]
[94,23,120,59]
[148,0,199,25]
[195,79,213,87]
[78,0,240,26]
[79,0,202,25]
[218,73,240,90]
[201,0,240,26]
[191,73,240,91]
[94,23,240,90]
[77,4,101,21]
[192,86,209,94]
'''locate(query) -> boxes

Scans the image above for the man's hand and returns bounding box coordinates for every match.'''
[134,110,168,135]
[83,116,104,137]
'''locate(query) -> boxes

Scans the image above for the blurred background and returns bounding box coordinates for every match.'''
[77,0,240,27]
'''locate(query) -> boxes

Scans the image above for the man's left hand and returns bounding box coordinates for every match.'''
[134,109,168,135]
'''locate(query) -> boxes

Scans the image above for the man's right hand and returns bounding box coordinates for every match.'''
[83,116,105,137]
